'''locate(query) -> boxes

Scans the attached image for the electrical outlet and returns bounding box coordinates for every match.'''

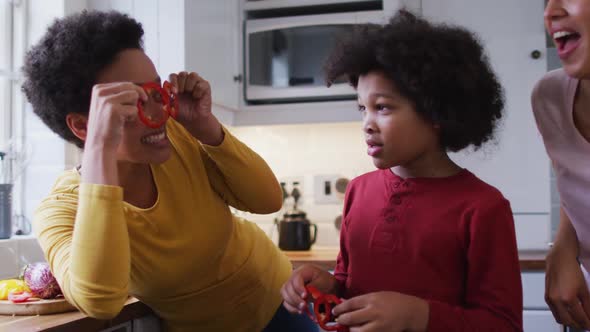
[314,174,343,204]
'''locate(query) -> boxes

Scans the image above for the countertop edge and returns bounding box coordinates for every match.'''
[284,247,547,271]
[0,298,153,332]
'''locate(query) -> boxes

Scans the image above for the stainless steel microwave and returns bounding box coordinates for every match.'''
[244,11,384,104]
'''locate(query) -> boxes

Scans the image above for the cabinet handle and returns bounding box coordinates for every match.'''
[530,50,542,59]
[233,74,243,83]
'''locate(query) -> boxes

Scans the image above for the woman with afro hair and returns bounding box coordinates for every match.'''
[281,10,523,332]
[22,10,317,332]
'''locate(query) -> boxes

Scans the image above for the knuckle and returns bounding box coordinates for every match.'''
[95,87,109,97]
[560,295,576,304]
[103,94,116,104]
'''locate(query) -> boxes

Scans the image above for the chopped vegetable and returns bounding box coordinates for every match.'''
[0,279,29,300]
[8,290,32,303]
[22,262,62,299]
[304,285,348,332]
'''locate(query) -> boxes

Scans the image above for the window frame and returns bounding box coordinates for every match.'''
[1,0,28,234]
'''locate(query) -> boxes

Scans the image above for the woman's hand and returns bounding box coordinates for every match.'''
[281,264,339,314]
[333,291,429,332]
[545,244,590,330]
[168,71,223,145]
[85,82,147,151]
[81,82,147,185]
[545,207,590,330]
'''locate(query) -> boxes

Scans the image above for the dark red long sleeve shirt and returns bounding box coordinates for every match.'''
[334,168,523,332]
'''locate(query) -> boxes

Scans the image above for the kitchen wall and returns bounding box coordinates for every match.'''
[18,0,86,232]
[229,121,373,246]
[230,117,556,250]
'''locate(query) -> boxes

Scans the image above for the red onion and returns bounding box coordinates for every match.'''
[22,262,62,299]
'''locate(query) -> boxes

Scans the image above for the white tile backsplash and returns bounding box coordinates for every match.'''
[16,235,46,269]
[0,240,19,279]
[0,236,44,279]
[231,122,373,246]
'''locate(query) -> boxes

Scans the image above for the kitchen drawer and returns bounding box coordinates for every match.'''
[522,272,548,310]
[133,315,162,332]
[100,321,131,332]
[523,310,563,332]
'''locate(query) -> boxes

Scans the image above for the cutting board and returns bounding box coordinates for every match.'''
[0,298,77,316]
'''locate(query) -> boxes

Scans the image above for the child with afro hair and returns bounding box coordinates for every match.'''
[282,10,522,332]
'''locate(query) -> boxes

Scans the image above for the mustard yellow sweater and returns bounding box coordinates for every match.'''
[33,120,292,331]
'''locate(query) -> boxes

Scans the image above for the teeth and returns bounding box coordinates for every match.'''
[142,132,166,144]
[554,31,574,39]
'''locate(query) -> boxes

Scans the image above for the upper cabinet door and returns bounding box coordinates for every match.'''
[185,0,241,112]
[85,0,185,84]
[421,0,550,213]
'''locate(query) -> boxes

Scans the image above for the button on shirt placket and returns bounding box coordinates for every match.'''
[391,182,411,232]
[373,180,411,253]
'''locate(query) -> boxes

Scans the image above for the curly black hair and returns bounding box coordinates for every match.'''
[22,10,144,148]
[325,10,504,152]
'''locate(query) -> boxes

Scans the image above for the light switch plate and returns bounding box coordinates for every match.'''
[314,174,343,204]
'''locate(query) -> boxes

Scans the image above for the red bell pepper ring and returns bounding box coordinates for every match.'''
[137,82,170,128]
[163,81,179,119]
[8,290,32,303]
[304,285,348,332]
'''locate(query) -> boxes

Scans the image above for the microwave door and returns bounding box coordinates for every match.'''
[245,11,382,103]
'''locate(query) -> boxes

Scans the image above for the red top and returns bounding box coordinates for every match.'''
[334,169,523,332]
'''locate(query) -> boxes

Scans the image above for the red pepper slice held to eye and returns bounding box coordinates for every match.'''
[137,82,170,128]
[163,81,179,119]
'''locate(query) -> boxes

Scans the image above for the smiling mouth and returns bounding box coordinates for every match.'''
[554,30,581,53]
[141,131,167,145]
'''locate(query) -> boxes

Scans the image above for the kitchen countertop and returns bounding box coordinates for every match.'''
[0,247,547,331]
[0,298,153,332]
[284,246,548,271]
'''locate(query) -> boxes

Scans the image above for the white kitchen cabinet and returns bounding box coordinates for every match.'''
[185,0,241,113]
[86,0,185,82]
[524,310,563,332]
[418,0,550,219]
[522,272,548,310]
[522,272,564,332]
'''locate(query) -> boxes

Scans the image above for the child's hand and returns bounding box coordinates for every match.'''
[280,264,339,314]
[168,71,223,146]
[332,291,429,332]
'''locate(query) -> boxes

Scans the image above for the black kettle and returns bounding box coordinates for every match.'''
[277,210,317,251]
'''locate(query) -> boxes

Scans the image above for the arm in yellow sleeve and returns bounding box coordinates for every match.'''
[33,183,130,319]
[200,126,283,214]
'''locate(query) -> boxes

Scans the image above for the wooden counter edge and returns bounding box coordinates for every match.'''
[0,297,153,332]
[284,247,547,271]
